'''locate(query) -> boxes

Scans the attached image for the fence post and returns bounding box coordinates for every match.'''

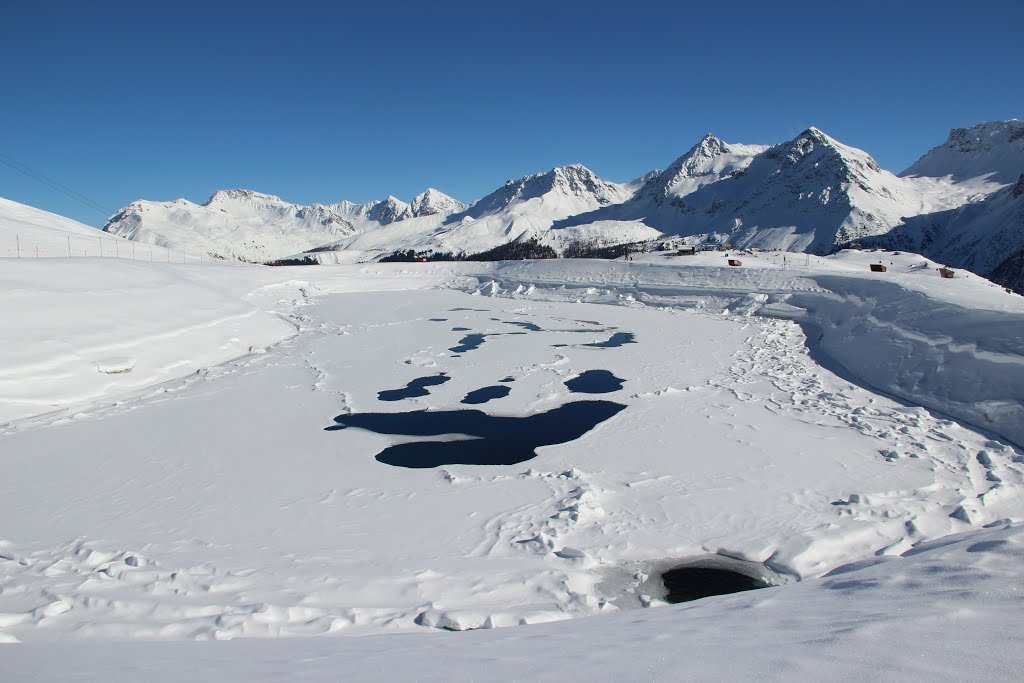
[99,237,103,257]
[16,234,21,258]
[67,235,72,259]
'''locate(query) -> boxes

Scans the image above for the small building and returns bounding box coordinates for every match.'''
[675,247,696,256]
[870,263,887,273]
[939,267,955,279]
[727,259,742,267]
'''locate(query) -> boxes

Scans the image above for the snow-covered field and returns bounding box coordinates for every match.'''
[2,246,1023,679]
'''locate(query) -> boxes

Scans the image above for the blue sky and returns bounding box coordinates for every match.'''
[2,0,1022,226]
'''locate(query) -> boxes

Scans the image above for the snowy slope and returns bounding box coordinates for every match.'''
[0,196,101,238]
[0,259,296,423]
[902,119,1024,184]
[855,174,1024,292]
[0,196,110,257]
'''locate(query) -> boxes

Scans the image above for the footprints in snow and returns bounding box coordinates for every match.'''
[721,317,1024,540]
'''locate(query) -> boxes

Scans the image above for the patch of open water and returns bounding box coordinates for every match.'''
[325,400,626,468]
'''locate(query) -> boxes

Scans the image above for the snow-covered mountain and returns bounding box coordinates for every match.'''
[103,188,465,262]
[558,128,990,253]
[635,134,769,202]
[319,164,639,258]
[103,190,357,262]
[399,188,466,220]
[102,120,1022,275]
[839,120,1024,290]
[901,120,1024,184]
[859,173,1024,291]
[548,135,767,243]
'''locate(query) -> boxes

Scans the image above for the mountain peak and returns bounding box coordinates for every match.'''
[450,163,629,222]
[363,195,409,226]
[798,126,838,145]
[901,120,1024,183]
[205,189,285,206]
[776,127,881,174]
[694,133,728,155]
[552,163,595,178]
[401,188,466,220]
[632,134,766,203]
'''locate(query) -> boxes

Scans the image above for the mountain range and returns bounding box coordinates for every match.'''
[91,118,1024,290]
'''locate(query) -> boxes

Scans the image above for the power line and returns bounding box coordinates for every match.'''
[0,151,116,218]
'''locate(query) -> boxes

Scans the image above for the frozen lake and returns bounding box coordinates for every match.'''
[1,254,1022,652]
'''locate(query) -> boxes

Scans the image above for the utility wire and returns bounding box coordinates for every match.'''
[0,151,116,218]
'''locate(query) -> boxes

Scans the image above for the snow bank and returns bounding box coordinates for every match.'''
[2,523,1021,680]
[792,275,1024,446]
[0,260,296,423]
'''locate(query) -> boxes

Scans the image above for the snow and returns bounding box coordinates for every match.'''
[2,201,1024,679]
[3,522,1022,680]
[0,196,129,260]
[103,191,359,263]
[0,197,102,240]
[102,188,467,263]
[532,127,1004,257]
[901,119,1024,184]
[399,188,466,220]
[98,122,1022,274]
[863,174,1024,291]
[0,259,296,424]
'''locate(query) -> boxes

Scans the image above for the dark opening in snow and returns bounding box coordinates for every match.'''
[661,563,771,604]
[450,333,487,353]
[503,320,544,332]
[461,385,511,405]
[564,370,625,394]
[377,374,450,402]
[582,332,637,349]
[324,400,625,468]
[449,331,527,354]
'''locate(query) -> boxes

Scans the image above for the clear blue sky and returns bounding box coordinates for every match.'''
[2,0,1021,227]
